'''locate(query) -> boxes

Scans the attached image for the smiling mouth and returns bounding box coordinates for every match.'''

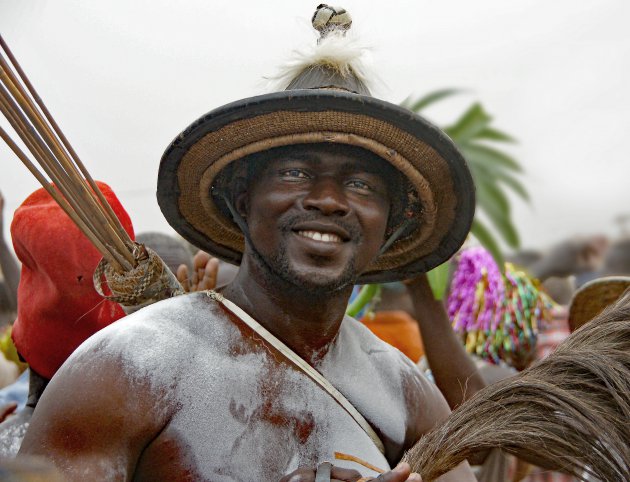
[296,230,343,244]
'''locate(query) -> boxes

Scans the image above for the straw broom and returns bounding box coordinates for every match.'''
[0,35,182,309]
[402,291,630,481]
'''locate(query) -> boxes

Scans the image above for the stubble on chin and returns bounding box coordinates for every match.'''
[252,241,359,297]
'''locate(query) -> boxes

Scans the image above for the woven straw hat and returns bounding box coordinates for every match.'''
[157,5,475,283]
[568,276,630,332]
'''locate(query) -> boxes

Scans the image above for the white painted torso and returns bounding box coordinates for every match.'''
[62,292,438,481]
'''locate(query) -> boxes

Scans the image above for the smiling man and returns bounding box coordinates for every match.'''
[18,6,476,482]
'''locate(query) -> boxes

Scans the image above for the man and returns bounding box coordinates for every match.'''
[19,6,476,481]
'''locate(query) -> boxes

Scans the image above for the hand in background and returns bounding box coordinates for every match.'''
[0,402,17,423]
[176,250,219,293]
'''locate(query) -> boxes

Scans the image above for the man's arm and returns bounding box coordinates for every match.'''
[406,273,485,409]
[19,346,172,480]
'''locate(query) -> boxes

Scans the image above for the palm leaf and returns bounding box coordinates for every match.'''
[470,219,505,268]
[496,171,530,202]
[444,103,492,144]
[476,180,520,248]
[467,160,530,203]
[406,89,462,113]
[460,144,522,173]
[475,127,516,143]
[427,262,451,300]
[346,284,380,318]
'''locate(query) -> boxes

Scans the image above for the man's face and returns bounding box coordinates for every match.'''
[240,144,394,293]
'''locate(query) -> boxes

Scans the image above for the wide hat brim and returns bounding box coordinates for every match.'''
[568,276,630,332]
[157,89,475,283]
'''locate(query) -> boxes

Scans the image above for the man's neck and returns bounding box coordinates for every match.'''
[221,258,353,365]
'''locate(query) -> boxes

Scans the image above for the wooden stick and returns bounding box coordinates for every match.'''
[0,95,127,270]
[334,452,385,474]
[0,125,124,271]
[0,55,136,266]
[0,87,130,271]
[0,35,132,245]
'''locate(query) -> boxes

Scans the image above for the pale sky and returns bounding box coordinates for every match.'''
[1,0,629,254]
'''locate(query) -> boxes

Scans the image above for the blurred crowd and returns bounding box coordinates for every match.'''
[0,184,627,481]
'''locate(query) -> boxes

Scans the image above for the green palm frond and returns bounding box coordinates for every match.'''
[407,92,528,258]
[346,91,529,313]
[406,91,529,297]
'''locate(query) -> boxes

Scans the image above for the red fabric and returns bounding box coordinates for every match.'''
[10,183,134,379]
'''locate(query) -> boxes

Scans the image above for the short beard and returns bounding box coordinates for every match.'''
[247,238,359,297]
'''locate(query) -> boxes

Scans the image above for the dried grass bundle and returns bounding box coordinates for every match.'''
[403,291,630,481]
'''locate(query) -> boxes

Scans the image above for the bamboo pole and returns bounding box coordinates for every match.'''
[0,92,132,271]
[0,125,124,271]
[0,53,136,266]
[0,34,132,246]
[0,38,139,272]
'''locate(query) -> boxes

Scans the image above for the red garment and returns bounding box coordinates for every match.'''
[361,310,424,362]
[10,183,134,379]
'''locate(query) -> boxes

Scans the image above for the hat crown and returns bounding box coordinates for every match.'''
[282,5,371,95]
[285,64,370,95]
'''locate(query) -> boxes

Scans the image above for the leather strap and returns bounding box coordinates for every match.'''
[206,290,386,455]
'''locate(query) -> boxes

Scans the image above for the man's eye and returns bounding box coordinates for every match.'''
[346,179,372,191]
[280,169,310,179]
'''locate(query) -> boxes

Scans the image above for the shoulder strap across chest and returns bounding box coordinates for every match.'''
[205,290,386,456]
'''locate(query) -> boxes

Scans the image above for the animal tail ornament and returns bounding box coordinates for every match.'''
[403,290,630,481]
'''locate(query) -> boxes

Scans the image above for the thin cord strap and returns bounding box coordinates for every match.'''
[205,290,386,456]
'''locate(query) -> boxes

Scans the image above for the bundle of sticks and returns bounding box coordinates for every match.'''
[0,35,182,309]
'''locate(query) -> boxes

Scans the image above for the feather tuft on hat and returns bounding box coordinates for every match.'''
[268,4,376,95]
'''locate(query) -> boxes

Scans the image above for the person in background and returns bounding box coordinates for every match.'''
[0,190,20,329]
[597,236,630,277]
[510,236,609,304]
[0,182,134,457]
[0,191,25,407]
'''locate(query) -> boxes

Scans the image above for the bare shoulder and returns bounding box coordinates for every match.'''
[343,317,450,434]
[19,293,232,479]
[334,316,431,387]
[65,292,228,369]
[319,317,450,458]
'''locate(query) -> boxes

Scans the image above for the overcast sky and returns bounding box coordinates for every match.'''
[1,0,629,254]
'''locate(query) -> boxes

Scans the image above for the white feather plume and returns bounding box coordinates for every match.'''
[264,30,380,94]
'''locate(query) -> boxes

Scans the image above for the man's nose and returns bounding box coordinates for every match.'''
[302,178,350,216]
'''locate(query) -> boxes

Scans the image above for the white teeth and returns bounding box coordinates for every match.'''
[297,230,342,243]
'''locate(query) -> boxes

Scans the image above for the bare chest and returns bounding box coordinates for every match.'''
[123,297,418,481]
[133,345,401,481]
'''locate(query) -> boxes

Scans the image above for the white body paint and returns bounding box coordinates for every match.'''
[56,292,441,480]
